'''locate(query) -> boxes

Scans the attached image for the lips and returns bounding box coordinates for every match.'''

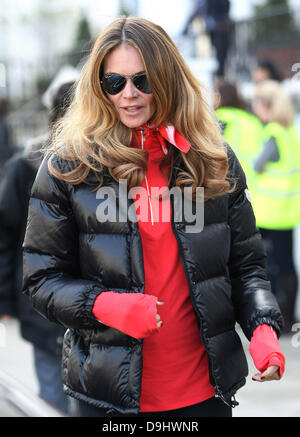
[121,106,144,114]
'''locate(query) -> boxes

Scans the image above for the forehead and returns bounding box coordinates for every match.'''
[103,43,145,75]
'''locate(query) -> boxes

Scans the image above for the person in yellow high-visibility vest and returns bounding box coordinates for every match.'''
[214,79,264,194]
[251,80,300,333]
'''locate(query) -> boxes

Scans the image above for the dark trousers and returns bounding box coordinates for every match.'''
[209,30,230,77]
[33,346,70,414]
[260,228,298,332]
[76,396,232,418]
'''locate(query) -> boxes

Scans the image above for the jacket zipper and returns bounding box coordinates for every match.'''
[141,129,154,226]
[169,196,238,408]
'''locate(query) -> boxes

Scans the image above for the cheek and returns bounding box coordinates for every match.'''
[108,94,119,110]
[146,95,156,114]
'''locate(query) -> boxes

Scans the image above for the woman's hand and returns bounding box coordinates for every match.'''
[252,365,280,382]
[156,301,164,329]
[93,292,165,339]
[249,324,285,382]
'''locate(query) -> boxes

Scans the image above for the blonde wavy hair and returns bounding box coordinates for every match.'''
[49,16,234,200]
[254,80,295,128]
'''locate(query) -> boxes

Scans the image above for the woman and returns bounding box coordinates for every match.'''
[251,80,300,333]
[22,17,285,418]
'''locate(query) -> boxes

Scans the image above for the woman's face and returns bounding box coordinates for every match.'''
[251,67,270,84]
[103,44,156,129]
[252,98,271,123]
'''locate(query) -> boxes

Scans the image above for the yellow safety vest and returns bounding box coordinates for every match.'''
[215,107,264,193]
[251,122,300,230]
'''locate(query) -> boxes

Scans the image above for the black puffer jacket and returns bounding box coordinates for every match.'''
[22,145,283,415]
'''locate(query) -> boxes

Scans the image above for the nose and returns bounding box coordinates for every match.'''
[122,78,137,98]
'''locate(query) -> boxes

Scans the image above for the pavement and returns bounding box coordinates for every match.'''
[0,316,299,418]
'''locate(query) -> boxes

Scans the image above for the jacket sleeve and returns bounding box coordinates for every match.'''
[22,152,102,330]
[227,146,284,340]
[0,154,23,315]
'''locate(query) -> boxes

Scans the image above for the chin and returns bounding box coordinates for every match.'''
[121,117,148,129]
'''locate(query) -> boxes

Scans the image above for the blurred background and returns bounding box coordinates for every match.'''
[0,0,299,147]
[0,0,299,418]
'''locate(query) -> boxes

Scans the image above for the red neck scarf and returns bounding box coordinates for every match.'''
[135,123,191,154]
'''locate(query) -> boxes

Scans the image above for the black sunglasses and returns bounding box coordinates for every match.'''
[100,72,152,95]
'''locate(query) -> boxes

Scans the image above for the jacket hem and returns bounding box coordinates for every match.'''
[215,377,246,408]
[63,384,140,416]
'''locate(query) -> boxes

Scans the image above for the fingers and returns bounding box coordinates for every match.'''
[252,365,281,382]
[252,372,265,382]
[156,313,163,328]
[156,301,164,329]
[262,366,281,381]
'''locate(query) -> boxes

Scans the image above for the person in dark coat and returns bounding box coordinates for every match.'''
[22,17,285,418]
[0,98,15,177]
[0,81,75,414]
[182,0,233,77]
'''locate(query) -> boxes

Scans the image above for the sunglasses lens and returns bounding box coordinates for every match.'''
[133,74,152,94]
[102,74,126,95]
[101,73,152,95]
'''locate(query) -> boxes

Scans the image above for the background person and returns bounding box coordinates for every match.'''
[0,81,75,415]
[251,58,282,84]
[251,79,300,334]
[182,0,233,77]
[22,17,284,418]
[214,78,264,194]
[0,98,15,177]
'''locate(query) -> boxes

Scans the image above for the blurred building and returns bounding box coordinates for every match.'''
[0,0,90,102]
[0,0,120,146]
[229,2,300,81]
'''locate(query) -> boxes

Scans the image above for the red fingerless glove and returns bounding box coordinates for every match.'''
[249,324,285,378]
[92,291,159,339]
